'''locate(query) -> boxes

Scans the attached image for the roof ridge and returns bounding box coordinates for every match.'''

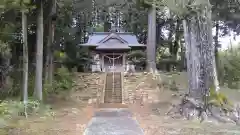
[97,33,128,44]
[91,32,134,35]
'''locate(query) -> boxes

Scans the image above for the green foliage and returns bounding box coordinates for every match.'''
[0,72,34,100]
[137,0,152,9]
[0,99,52,134]
[94,24,104,32]
[0,40,11,57]
[127,50,146,67]
[207,87,233,111]
[0,0,33,11]
[1,67,73,99]
[156,46,171,62]
[156,46,180,71]
[63,46,93,71]
[53,67,73,91]
[0,100,40,117]
[54,50,66,63]
[143,0,212,18]
[27,73,35,96]
[45,67,73,95]
[218,44,240,89]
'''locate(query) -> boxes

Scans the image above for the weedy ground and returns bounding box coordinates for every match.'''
[129,72,240,135]
[7,72,240,135]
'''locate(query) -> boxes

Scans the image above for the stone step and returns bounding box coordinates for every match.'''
[104,72,122,103]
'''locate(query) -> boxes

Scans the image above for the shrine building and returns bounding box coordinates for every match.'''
[80,32,145,72]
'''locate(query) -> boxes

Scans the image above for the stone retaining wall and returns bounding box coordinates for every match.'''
[71,73,105,105]
[123,72,161,105]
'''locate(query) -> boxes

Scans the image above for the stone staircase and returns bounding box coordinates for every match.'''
[83,73,144,135]
[104,72,122,103]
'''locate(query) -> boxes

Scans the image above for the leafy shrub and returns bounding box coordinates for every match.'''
[45,67,73,95]
[218,45,240,88]
[0,100,40,117]
[62,46,93,72]
[0,99,52,134]
[207,87,233,112]
[0,41,11,57]
[0,69,36,100]
[127,50,146,69]
[0,66,73,100]
[54,67,73,90]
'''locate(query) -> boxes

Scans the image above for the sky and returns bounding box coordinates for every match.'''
[162,27,240,51]
[212,24,240,50]
[219,34,240,50]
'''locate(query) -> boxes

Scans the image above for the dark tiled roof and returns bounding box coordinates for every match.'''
[96,44,130,50]
[80,32,145,48]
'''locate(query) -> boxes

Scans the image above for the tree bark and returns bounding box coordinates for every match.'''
[172,19,181,70]
[183,6,219,101]
[213,21,220,92]
[44,20,51,84]
[147,6,156,72]
[214,21,219,62]
[49,0,56,85]
[180,44,186,71]
[49,23,55,86]
[45,20,54,87]
[44,0,56,87]
[22,10,28,104]
[34,0,43,101]
[215,21,223,85]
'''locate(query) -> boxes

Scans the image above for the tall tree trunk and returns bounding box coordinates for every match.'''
[0,57,11,93]
[173,19,181,59]
[104,22,111,32]
[49,0,56,85]
[22,10,28,104]
[45,0,56,87]
[49,22,55,86]
[156,23,161,45]
[168,20,174,71]
[183,6,219,101]
[34,0,43,101]
[44,20,54,86]
[214,21,219,61]
[147,6,156,72]
[173,19,181,71]
[213,21,220,91]
[104,8,110,32]
[44,20,51,84]
[180,43,186,71]
[215,21,222,85]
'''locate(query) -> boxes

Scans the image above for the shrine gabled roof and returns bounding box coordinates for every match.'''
[80,32,145,48]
